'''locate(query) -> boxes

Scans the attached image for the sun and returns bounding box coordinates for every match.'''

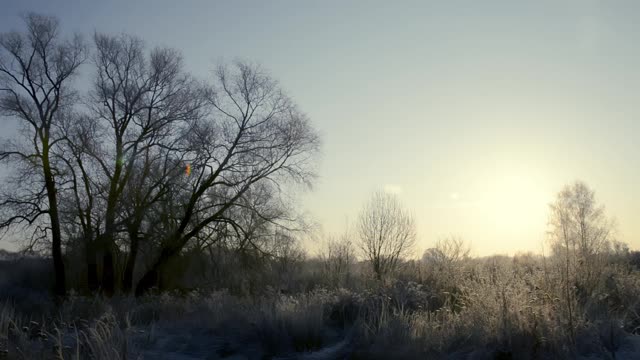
[478,172,553,238]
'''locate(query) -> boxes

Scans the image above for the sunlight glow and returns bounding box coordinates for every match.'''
[478,173,553,239]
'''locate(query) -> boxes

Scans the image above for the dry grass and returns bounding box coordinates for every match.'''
[2,253,640,359]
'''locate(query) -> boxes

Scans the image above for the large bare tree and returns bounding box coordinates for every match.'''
[0,14,86,296]
[57,112,103,291]
[1,15,319,297]
[357,191,416,280]
[78,33,203,294]
[118,143,194,293]
[135,62,319,295]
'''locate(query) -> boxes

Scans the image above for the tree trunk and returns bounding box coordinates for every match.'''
[135,247,174,296]
[43,151,66,298]
[135,268,158,297]
[87,262,98,293]
[122,234,140,293]
[101,191,119,295]
[101,147,123,295]
[373,259,383,281]
[49,199,66,297]
[102,249,115,296]
[86,240,99,293]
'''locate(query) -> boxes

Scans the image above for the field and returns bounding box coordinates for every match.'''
[2,249,640,359]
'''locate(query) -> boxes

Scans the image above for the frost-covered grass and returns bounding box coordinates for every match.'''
[2,254,640,359]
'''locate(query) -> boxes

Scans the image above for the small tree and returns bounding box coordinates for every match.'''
[547,180,614,342]
[357,191,416,280]
[548,181,613,288]
[422,235,470,284]
[320,231,355,286]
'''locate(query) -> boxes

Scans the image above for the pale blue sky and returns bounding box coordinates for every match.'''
[1,1,639,255]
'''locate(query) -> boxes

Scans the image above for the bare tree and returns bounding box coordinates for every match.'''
[134,61,320,296]
[117,146,190,293]
[320,230,355,286]
[0,16,318,297]
[357,191,416,280]
[422,235,470,282]
[57,113,103,291]
[547,180,615,342]
[194,184,310,294]
[0,14,86,296]
[77,33,203,294]
[548,181,614,286]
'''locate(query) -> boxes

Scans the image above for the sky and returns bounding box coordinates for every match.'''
[0,0,639,256]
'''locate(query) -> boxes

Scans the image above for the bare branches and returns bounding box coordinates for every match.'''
[548,181,614,264]
[134,61,319,295]
[0,13,87,296]
[320,230,355,286]
[423,236,470,267]
[422,235,470,285]
[358,191,416,280]
[0,13,86,130]
[2,14,320,296]
[547,180,616,341]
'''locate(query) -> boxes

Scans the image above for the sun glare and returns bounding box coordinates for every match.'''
[478,173,553,239]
